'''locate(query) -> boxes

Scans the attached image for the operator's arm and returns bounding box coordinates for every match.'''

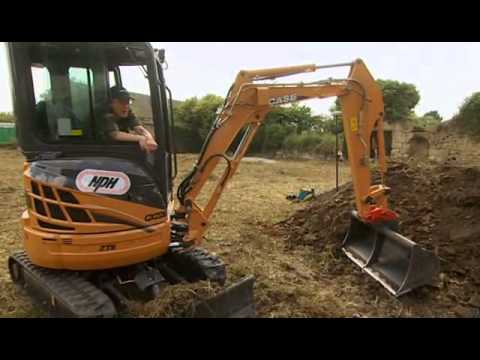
[109,130,157,153]
[133,125,155,141]
[133,125,158,152]
[104,114,144,143]
[128,112,158,150]
[109,130,144,143]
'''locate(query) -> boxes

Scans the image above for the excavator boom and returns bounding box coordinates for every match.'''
[176,59,439,296]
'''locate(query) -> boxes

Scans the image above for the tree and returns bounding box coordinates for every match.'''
[423,110,443,123]
[193,94,225,140]
[173,94,224,152]
[412,112,442,129]
[312,114,338,134]
[330,79,421,123]
[173,95,331,156]
[457,92,480,134]
[252,104,315,153]
[377,79,420,122]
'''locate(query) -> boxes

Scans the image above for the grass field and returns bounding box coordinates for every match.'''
[0,148,352,317]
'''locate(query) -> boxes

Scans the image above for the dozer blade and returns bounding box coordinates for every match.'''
[183,276,256,318]
[342,211,440,297]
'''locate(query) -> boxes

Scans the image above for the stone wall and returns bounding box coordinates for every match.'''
[429,127,480,166]
[385,120,480,166]
[384,121,416,159]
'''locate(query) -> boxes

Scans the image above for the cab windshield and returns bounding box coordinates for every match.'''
[28,43,155,144]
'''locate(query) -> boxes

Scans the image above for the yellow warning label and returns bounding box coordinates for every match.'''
[70,129,83,136]
[350,116,358,132]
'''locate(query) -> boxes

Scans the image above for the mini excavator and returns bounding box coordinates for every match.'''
[6,42,439,317]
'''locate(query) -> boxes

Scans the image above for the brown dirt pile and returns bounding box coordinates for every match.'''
[276,161,480,317]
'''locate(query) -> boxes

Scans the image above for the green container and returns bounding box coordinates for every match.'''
[0,123,16,144]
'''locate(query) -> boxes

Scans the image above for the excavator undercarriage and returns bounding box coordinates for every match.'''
[9,246,255,317]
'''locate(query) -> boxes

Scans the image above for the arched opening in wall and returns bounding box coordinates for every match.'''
[407,135,430,159]
[369,130,393,158]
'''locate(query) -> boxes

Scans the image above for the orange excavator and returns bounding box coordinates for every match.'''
[6,42,439,317]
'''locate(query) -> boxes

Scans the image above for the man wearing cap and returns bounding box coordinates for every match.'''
[104,86,158,153]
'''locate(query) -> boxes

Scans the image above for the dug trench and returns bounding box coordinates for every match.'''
[274,161,480,317]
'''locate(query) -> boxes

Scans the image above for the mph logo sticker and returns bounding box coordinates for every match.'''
[75,169,131,195]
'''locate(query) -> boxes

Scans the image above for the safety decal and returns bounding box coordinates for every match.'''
[350,116,359,132]
[75,169,131,195]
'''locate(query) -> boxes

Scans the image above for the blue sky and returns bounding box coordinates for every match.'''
[1,42,479,119]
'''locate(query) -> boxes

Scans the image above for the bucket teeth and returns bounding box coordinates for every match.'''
[342,211,440,297]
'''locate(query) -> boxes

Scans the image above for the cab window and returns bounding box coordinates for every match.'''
[28,44,154,145]
[31,64,95,142]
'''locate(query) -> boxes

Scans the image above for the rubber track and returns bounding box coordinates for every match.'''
[10,252,117,318]
[166,247,227,284]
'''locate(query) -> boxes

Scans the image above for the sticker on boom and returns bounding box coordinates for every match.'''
[75,169,131,195]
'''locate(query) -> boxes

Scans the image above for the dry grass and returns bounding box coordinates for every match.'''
[0,148,352,317]
[0,149,41,317]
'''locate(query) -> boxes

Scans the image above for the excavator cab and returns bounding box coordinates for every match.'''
[8,42,175,182]
[7,42,255,318]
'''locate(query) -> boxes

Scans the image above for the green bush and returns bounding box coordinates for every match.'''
[172,94,339,158]
[423,111,443,122]
[0,112,15,123]
[261,123,295,153]
[331,79,420,123]
[457,92,480,134]
[173,94,224,152]
[411,114,442,129]
[283,132,336,158]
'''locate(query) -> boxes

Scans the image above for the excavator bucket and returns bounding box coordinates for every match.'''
[183,276,256,318]
[342,211,440,297]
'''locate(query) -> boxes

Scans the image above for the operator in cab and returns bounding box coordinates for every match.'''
[104,86,158,153]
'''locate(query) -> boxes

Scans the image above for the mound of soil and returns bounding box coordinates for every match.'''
[277,161,480,317]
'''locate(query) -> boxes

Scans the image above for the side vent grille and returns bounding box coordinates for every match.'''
[31,181,40,196]
[29,181,126,230]
[42,185,56,200]
[47,203,67,220]
[34,198,47,216]
[66,207,91,223]
[58,190,79,204]
[38,220,74,231]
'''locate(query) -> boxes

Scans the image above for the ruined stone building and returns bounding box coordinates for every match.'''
[378,120,480,166]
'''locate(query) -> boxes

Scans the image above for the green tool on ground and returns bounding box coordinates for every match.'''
[287,188,316,202]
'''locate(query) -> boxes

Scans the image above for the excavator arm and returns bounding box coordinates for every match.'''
[176,59,390,244]
[174,58,439,298]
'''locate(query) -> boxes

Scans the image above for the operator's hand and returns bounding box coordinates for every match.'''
[139,137,158,153]
[146,138,158,152]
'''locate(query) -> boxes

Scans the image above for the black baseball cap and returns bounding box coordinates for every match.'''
[110,86,135,102]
